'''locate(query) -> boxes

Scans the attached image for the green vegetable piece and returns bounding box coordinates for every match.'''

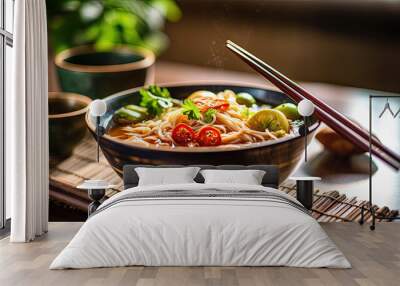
[114,107,146,124]
[139,85,172,116]
[204,108,217,123]
[274,103,300,120]
[125,105,148,115]
[240,106,256,119]
[147,85,171,98]
[236,92,256,107]
[182,99,201,120]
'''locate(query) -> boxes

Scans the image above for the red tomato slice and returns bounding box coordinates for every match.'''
[197,126,222,146]
[172,123,196,146]
[214,100,229,111]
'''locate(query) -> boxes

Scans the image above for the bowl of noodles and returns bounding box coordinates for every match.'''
[86,83,320,182]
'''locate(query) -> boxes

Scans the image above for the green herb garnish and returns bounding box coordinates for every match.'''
[139,85,172,116]
[182,99,201,120]
[204,108,217,123]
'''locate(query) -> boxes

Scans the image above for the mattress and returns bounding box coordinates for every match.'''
[50,183,351,269]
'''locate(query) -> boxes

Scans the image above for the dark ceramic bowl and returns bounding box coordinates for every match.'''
[55,46,155,100]
[86,83,320,182]
[49,92,92,159]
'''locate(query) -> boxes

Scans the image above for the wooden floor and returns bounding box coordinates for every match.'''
[0,223,399,286]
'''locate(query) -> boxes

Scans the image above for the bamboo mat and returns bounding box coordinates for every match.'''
[50,136,399,222]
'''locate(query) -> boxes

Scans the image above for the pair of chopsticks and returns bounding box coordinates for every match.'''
[226,40,400,170]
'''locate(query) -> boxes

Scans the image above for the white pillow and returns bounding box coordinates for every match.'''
[200,169,266,185]
[135,167,200,186]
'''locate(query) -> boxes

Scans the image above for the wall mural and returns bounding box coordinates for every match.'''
[46,1,399,222]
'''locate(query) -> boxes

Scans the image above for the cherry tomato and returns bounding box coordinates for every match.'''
[194,99,229,112]
[197,126,222,146]
[172,123,196,146]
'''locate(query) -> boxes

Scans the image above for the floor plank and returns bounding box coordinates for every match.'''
[0,222,399,286]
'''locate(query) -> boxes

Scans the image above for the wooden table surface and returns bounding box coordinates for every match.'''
[154,61,400,210]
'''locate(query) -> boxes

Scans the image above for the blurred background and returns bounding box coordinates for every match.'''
[161,0,400,92]
[48,0,400,92]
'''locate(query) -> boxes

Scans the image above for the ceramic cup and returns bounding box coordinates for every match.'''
[55,45,155,99]
[49,92,92,159]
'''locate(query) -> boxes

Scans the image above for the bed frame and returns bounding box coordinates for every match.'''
[123,165,279,189]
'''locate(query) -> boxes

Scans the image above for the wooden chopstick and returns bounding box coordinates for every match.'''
[226,41,400,170]
[226,40,400,164]
[226,41,399,169]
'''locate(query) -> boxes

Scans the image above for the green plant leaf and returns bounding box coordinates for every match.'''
[142,32,168,55]
[152,0,181,22]
[47,0,181,53]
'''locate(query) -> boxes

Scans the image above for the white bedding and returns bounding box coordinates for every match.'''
[50,183,351,269]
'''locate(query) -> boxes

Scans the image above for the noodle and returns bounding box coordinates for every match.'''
[109,90,294,148]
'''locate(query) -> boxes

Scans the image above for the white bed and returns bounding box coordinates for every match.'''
[50,183,351,269]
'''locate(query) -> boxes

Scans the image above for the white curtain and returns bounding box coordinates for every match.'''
[7,0,49,242]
